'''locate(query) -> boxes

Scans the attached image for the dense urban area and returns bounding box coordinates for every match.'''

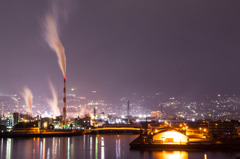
[1,89,240,129]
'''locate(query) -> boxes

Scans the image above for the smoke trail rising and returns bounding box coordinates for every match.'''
[44,11,66,78]
[47,81,61,116]
[11,97,18,103]
[79,105,93,118]
[22,87,33,115]
[43,1,70,125]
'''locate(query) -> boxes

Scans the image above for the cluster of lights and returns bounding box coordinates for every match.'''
[179,123,188,130]
[199,127,207,132]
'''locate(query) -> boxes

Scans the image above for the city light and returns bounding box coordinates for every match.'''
[0,1,240,158]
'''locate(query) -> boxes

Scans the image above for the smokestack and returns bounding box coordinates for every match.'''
[63,77,66,125]
[94,107,96,120]
[44,10,67,127]
[160,104,163,121]
[127,100,130,123]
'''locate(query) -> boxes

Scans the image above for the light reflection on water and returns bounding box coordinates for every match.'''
[6,138,12,159]
[0,135,240,159]
[67,137,70,159]
[1,138,3,159]
[90,136,92,159]
[101,137,104,159]
[95,136,98,159]
[116,136,120,158]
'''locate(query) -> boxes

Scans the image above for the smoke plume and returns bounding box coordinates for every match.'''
[11,97,18,103]
[47,81,61,116]
[44,11,66,78]
[79,105,93,118]
[22,87,33,115]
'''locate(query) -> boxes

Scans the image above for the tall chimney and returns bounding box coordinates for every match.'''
[63,77,66,125]
[127,100,130,123]
[94,107,96,119]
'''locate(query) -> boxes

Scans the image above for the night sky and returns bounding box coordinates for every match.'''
[1,0,240,98]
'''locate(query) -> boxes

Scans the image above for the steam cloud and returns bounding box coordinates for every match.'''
[79,105,93,118]
[22,87,33,115]
[44,12,66,78]
[47,81,61,116]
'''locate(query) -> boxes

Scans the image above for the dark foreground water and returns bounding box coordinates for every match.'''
[0,135,240,159]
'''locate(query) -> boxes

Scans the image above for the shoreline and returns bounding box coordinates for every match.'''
[0,130,84,138]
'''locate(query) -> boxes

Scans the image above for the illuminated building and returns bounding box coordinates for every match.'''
[41,118,53,129]
[152,130,188,144]
[0,113,14,128]
[74,116,92,129]
[12,112,32,124]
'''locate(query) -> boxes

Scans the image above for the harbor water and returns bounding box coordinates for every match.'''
[0,135,240,159]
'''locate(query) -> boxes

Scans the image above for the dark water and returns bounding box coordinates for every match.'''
[0,135,240,159]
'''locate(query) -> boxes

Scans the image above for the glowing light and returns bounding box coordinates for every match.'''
[6,138,12,159]
[162,151,188,159]
[95,128,140,131]
[153,131,188,144]
[67,138,70,159]
[164,121,169,125]
[43,122,48,129]
[42,138,45,159]
[204,154,207,159]
[116,139,121,158]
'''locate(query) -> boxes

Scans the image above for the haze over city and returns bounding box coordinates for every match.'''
[1,0,240,100]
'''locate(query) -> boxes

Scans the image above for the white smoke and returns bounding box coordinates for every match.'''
[44,10,66,78]
[47,81,61,116]
[22,87,33,115]
[11,97,18,102]
[79,105,92,118]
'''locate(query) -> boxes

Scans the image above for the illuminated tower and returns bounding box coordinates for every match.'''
[127,100,130,123]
